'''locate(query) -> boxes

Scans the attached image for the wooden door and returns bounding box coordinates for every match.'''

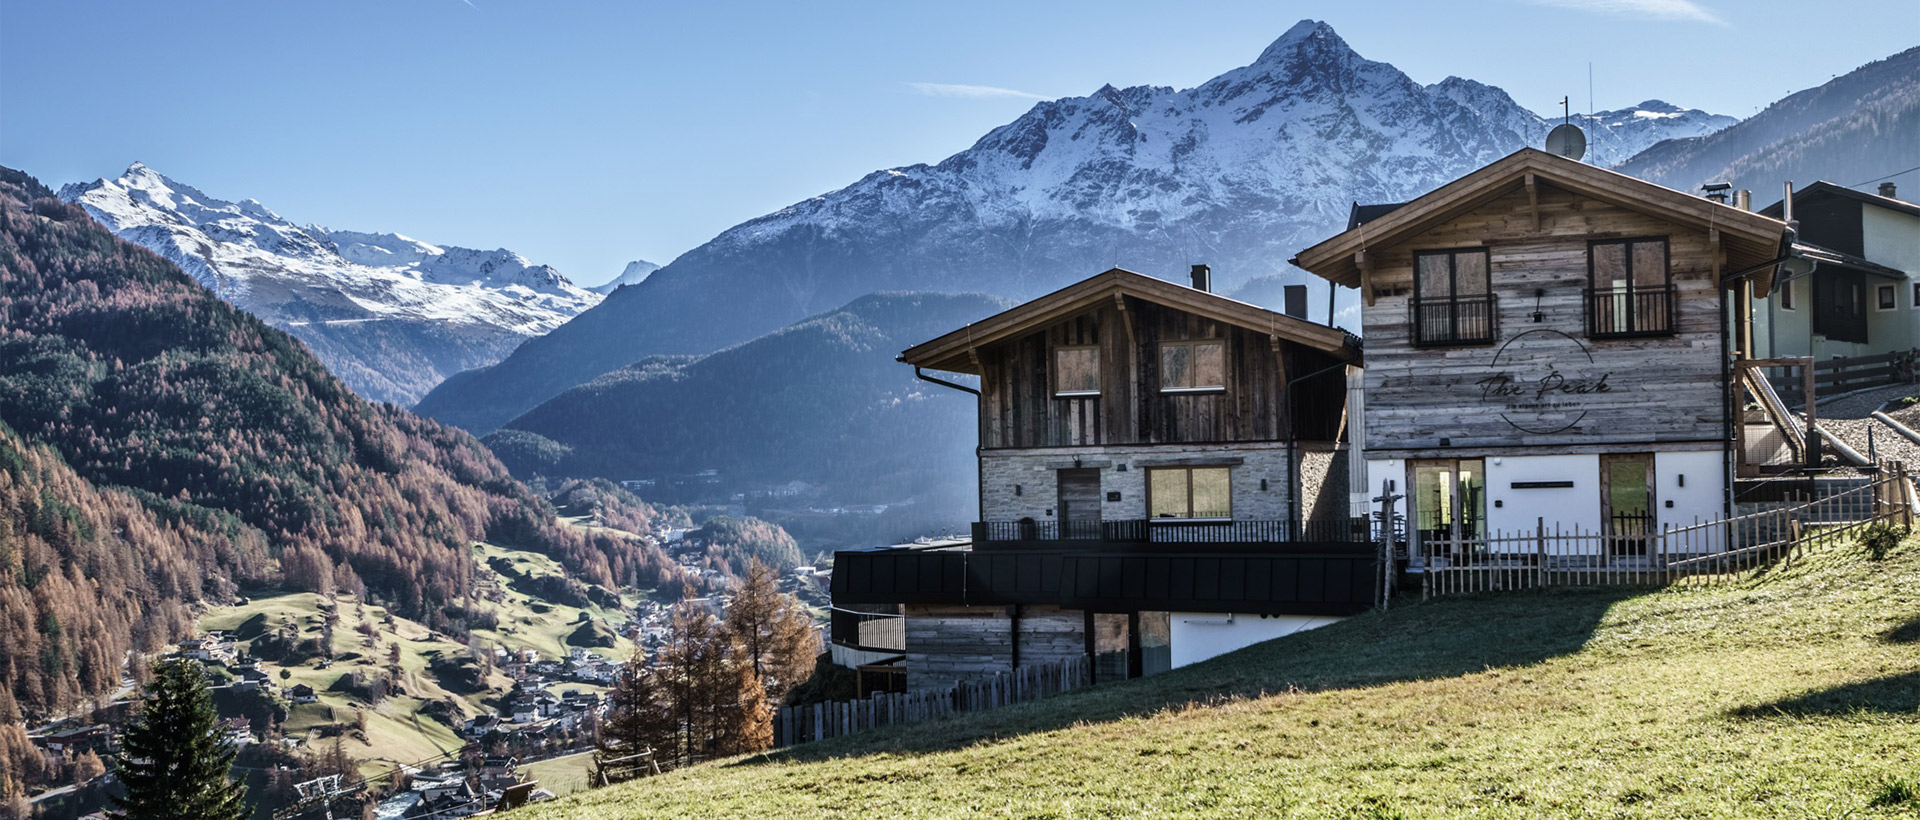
[1056,469,1102,539]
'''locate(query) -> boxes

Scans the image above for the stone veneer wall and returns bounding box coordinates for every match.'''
[979,443,1292,524]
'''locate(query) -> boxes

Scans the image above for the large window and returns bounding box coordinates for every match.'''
[1148,466,1231,519]
[1587,237,1673,337]
[1159,340,1224,392]
[1053,346,1100,396]
[1412,248,1495,346]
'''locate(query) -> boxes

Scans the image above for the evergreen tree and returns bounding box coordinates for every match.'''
[723,559,821,702]
[110,658,249,820]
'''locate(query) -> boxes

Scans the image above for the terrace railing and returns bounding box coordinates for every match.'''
[772,655,1092,748]
[973,517,1373,547]
[1420,463,1916,598]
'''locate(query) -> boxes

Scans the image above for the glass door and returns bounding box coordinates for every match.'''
[1601,454,1654,557]
[1410,459,1486,564]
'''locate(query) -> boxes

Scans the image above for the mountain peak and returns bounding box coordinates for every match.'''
[1254,19,1346,64]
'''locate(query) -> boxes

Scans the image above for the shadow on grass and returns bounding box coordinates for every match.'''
[737,585,1644,766]
[1728,670,1920,718]
[1884,614,1920,644]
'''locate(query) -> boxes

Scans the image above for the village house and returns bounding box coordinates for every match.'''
[1751,181,1920,363]
[177,634,234,664]
[1291,147,1797,565]
[832,267,1371,691]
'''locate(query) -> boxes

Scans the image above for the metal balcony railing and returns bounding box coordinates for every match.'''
[1586,286,1676,338]
[1410,294,1498,346]
[972,517,1372,547]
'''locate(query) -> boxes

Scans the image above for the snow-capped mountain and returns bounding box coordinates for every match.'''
[60,163,602,405]
[592,260,661,294]
[416,20,1732,432]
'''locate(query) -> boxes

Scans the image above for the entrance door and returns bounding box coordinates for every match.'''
[1056,468,1102,539]
[1410,459,1486,564]
[1601,454,1654,557]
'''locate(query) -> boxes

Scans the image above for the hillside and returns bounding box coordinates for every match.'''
[0,165,688,726]
[59,163,603,405]
[413,20,1730,433]
[523,533,1920,818]
[486,292,1004,519]
[1617,46,1920,194]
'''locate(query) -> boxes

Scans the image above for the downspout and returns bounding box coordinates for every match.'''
[1721,274,1735,517]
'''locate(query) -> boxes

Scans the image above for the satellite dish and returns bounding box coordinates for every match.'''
[1546,123,1587,161]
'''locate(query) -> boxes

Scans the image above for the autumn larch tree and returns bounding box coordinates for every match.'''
[723,559,820,702]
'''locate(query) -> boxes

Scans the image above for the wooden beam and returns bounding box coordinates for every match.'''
[1524,172,1540,232]
[1113,292,1136,348]
[1355,250,1375,307]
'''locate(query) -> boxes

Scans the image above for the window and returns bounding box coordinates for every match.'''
[1159,340,1224,392]
[1878,284,1898,311]
[1912,282,1919,310]
[1053,346,1100,396]
[1587,237,1673,337]
[1780,279,1796,311]
[1148,467,1231,519]
[1411,248,1495,346]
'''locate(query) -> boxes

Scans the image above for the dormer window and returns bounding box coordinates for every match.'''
[1159,340,1224,393]
[1053,346,1100,397]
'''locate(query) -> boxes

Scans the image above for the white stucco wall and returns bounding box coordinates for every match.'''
[1168,612,1341,668]
[1485,453,1602,538]
[1654,449,1727,531]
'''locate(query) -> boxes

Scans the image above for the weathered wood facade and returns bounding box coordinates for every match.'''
[976,297,1349,448]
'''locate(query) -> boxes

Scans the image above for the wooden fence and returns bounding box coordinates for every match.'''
[1767,350,1919,405]
[1422,464,1916,598]
[773,655,1092,747]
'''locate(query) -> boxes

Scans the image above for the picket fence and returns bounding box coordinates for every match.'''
[1421,464,1916,598]
[773,655,1092,747]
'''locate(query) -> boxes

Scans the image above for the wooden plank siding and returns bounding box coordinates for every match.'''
[977,298,1346,449]
[1360,183,1731,454]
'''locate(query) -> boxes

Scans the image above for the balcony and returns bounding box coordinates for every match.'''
[832,518,1380,617]
[1411,294,1498,347]
[1585,286,1676,338]
[971,518,1371,551]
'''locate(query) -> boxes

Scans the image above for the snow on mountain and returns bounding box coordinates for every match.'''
[415,20,1736,433]
[60,163,602,405]
[591,260,661,294]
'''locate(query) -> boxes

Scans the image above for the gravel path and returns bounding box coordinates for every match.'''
[1803,384,1920,470]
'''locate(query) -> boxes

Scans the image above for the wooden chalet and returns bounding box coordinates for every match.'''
[832,267,1370,692]
[1291,147,1797,568]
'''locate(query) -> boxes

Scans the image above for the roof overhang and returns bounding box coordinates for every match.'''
[1762,181,1920,221]
[899,268,1359,375]
[1292,148,1792,297]
[1794,241,1909,280]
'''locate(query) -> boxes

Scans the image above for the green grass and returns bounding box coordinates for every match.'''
[468,542,639,661]
[523,532,1920,819]
[523,751,600,798]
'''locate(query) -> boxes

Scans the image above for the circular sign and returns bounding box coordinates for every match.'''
[1475,328,1613,435]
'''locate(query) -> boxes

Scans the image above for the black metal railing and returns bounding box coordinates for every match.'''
[973,517,1372,547]
[1585,286,1675,338]
[1410,294,1498,346]
[828,605,904,651]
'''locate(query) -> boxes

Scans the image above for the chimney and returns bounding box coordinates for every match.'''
[1189,264,1211,293]
[1880,182,1899,200]
[1701,182,1731,204]
[1734,190,1751,211]
[1283,285,1308,319]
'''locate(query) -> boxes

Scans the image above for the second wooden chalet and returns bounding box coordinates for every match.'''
[832,268,1367,692]
[1292,148,1795,565]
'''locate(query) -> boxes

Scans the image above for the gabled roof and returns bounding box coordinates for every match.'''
[1762,180,1920,220]
[1347,201,1407,230]
[1292,148,1791,295]
[899,268,1359,375]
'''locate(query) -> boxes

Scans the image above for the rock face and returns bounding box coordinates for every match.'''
[414,20,1731,433]
[60,164,602,405]
[1616,46,1920,197]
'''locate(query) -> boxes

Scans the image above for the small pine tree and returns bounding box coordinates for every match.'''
[594,651,674,781]
[110,658,249,820]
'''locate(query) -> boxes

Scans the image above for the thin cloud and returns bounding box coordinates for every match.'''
[1527,0,1727,24]
[907,82,1049,101]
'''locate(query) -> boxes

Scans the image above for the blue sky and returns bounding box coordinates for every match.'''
[2,1,1914,286]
